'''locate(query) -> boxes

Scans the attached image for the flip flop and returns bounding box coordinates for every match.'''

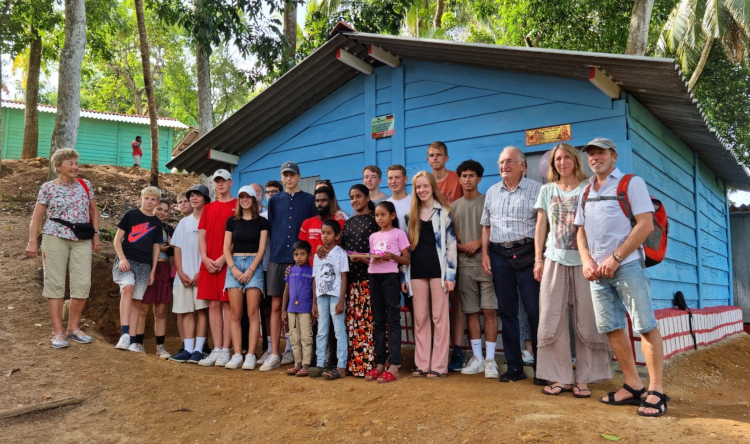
[542,384,573,396]
[411,368,426,377]
[287,367,301,376]
[323,369,344,380]
[377,371,399,384]
[296,368,309,377]
[573,385,592,399]
[365,368,382,382]
[425,371,446,380]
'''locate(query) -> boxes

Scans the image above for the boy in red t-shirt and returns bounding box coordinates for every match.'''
[132,136,143,168]
[196,169,237,367]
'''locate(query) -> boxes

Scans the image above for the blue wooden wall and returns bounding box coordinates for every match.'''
[627,96,731,309]
[234,59,732,309]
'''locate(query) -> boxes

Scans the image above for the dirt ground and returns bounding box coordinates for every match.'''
[1,160,749,443]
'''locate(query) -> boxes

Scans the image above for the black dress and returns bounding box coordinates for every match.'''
[410,219,441,279]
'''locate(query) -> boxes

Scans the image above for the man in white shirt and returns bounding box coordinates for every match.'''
[386,165,411,230]
[574,138,666,417]
[363,165,390,204]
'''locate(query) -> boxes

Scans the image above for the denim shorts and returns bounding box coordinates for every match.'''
[224,255,265,293]
[590,260,658,334]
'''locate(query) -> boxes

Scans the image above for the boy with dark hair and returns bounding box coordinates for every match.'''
[282,240,315,376]
[453,160,499,377]
[363,165,389,204]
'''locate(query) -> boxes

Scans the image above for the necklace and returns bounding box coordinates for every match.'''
[291,266,308,306]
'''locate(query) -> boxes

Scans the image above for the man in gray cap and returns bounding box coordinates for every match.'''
[261,161,316,371]
[574,138,667,417]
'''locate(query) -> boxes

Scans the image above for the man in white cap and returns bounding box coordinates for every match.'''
[261,161,316,371]
[575,137,667,417]
[197,169,237,367]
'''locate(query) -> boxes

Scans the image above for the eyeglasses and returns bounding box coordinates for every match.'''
[265,190,279,195]
[315,179,332,185]
[497,160,523,166]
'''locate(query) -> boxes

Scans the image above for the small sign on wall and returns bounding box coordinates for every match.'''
[371,114,395,139]
[525,124,572,146]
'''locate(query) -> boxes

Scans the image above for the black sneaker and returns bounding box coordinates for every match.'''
[448,353,466,372]
[499,369,528,382]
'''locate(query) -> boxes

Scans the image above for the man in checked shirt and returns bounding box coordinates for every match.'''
[481,146,544,384]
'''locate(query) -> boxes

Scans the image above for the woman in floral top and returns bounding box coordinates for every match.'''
[26,149,101,349]
[339,184,380,376]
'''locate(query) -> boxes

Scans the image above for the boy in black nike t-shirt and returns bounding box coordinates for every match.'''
[112,186,164,352]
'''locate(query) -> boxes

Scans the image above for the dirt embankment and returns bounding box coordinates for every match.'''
[1,159,749,443]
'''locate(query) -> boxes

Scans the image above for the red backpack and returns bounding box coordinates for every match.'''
[582,174,668,267]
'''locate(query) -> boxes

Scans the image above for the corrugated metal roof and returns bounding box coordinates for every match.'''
[167,32,750,189]
[1,99,189,129]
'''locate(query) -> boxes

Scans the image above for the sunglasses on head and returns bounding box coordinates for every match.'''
[315,179,332,185]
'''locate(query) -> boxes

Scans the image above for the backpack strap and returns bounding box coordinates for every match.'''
[77,178,91,200]
[616,174,636,227]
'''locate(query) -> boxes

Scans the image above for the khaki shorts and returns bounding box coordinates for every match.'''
[172,285,209,313]
[42,234,92,299]
[458,266,496,313]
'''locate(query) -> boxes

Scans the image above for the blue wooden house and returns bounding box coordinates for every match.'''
[168,33,750,313]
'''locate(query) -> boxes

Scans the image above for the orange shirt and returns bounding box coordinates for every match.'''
[437,170,463,204]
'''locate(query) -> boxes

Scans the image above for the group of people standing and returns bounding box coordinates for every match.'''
[28,137,668,418]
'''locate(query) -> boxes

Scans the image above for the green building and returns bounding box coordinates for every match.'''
[1,100,188,172]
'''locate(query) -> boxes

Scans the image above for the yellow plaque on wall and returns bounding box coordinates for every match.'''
[525,124,572,146]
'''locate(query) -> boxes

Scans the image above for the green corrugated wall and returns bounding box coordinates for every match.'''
[1,107,174,172]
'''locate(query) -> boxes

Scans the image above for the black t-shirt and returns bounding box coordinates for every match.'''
[225,216,270,254]
[410,219,441,279]
[117,209,163,264]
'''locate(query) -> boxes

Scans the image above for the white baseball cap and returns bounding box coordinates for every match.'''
[212,169,232,181]
[238,186,257,199]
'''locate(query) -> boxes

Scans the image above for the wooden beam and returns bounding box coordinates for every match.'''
[207,149,239,166]
[589,67,621,99]
[367,45,400,68]
[336,48,373,75]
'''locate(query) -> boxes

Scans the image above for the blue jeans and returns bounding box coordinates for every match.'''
[590,260,658,334]
[489,244,540,372]
[316,295,347,368]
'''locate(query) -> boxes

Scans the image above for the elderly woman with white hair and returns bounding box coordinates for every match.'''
[26,148,101,348]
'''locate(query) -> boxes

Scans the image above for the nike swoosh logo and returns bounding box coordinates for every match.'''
[128,227,156,243]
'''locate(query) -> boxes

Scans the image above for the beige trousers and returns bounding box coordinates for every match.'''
[536,259,612,384]
[41,234,92,299]
[288,312,313,365]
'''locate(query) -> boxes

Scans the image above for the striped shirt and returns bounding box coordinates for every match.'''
[481,176,542,244]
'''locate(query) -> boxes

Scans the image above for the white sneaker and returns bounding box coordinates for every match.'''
[115,334,130,350]
[198,349,221,367]
[224,354,244,369]
[215,350,231,367]
[522,350,535,365]
[257,349,270,365]
[460,356,485,375]
[484,359,499,379]
[259,354,280,372]
[242,354,257,370]
[281,349,294,365]
[155,344,171,359]
[127,343,145,354]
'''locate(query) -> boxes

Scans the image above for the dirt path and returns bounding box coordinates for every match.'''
[1,161,749,443]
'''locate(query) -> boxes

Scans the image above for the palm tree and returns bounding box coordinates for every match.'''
[659,0,750,89]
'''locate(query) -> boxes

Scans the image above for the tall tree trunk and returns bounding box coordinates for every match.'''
[0,35,3,175]
[22,27,42,159]
[625,0,655,55]
[49,0,86,180]
[196,43,213,136]
[283,0,297,59]
[433,0,444,29]
[688,34,715,90]
[134,0,159,186]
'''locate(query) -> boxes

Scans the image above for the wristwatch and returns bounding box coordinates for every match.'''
[613,252,623,263]
[94,231,100,235]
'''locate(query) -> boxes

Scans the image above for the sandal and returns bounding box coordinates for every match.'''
[296,368,309,377]
[51,334,69,349]
[377,371,399,384]
[637,391,669,417]
[323,369,344,380]
[600,383,646,406]
[573,385,592,399]
[66,330,92,344]
[542,384,573,396]
[365,368,382,382]
[286,367,301,376]
[411,368,426,377]
[425,371,446,380]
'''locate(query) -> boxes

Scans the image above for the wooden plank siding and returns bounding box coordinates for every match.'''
[627,95,731,309]
[1,107,175,172]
